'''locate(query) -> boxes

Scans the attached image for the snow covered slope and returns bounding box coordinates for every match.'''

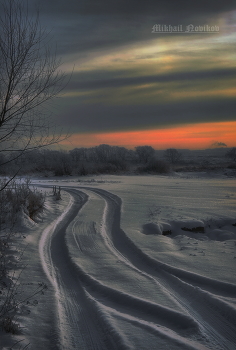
[8,174,236,349]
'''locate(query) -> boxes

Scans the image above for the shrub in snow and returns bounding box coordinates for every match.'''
[138,158,170,174]
[78,164,89,176]
[52,186,61,200]
[0,179,47,336]
[225,147,236,162]
[0,179,45,229]
[135,146,155,163]
[26,189,45,219]
[164,148,182,164]
[181,226,205,233]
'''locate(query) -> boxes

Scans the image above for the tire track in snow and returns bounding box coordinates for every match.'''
[40,189,131,350]
[84,187,236,350]
[66,189,207,350]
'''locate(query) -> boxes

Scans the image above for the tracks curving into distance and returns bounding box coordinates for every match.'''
[40,189,128,350]
[40,187,236,350]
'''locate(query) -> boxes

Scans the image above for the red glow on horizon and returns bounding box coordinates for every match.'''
[61,121,236,149]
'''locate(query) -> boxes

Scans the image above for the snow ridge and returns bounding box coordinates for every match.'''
[39,185,236,350]
[83,187,236,350]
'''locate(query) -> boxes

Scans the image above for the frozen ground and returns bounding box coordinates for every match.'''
[2,173,236,349]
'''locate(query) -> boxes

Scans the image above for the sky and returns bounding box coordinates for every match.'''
[31,0,236,149]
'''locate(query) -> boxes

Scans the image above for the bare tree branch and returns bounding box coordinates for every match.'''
[0,0,69,189]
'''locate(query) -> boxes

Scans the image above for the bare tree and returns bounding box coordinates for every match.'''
[135,146,155,163]
[0,0,67,189]
[164,148,182,164]
[225,147,236,162]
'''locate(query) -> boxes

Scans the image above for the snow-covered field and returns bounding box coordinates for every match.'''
[3,173,236,350]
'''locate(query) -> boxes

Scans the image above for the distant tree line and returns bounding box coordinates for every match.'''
[0,145,176,176]
[1,144,234,177]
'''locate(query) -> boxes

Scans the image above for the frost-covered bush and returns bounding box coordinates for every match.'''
[164,148,182,164]
[138,158,170,174]
[135,146,155,163]
[77,164,88,176]
[0,179,46,335]
[0,179,45,229]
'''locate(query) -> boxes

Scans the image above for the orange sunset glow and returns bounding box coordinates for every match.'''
[62,121,236,150]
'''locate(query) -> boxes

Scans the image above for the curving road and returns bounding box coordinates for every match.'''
[39,187,236,350]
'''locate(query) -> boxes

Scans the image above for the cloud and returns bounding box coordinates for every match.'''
[34,0,236,17]
[211,141,227,148]
[31,0,236,56]
[65,67,236,91]
[52,97,236,133]
[29,0,236,146]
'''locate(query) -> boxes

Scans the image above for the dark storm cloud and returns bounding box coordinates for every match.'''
[30,13,151,56]
[53,97,236,133]
[30,0,236,55]
[66,67,236,91]
[33,0,235,17]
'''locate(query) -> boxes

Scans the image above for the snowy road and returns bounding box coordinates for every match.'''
[39,185,236,350]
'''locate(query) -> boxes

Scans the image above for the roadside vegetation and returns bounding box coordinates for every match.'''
[0,0,64,344]
[0,179,47,337]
